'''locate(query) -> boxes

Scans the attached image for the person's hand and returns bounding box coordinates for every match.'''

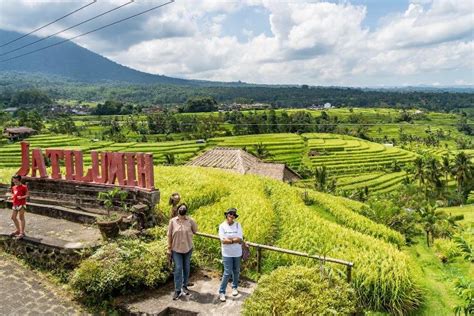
[232,237,242,244]
[167,248,172,255]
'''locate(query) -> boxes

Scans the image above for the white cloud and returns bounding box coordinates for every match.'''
[0,0,473,86]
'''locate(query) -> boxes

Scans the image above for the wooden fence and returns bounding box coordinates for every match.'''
[195,232,354,283]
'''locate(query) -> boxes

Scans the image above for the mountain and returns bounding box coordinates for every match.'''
[0,29,230,86]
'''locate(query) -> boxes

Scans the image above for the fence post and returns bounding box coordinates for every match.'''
[346,265,352,283]
[256,246,262,273]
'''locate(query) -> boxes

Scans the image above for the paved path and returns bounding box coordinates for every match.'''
[117,269,255,316]
[0,252,84,315]
[0,209,101,248]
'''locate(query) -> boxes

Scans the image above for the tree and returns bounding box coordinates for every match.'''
[413,157,425,186]
[184,96,218,113]
[10,89,52,106]
[441,154,451,185]
[163,153,176,165]
[417,205,447,247]
[17,109,44,132]
[424,156,443,197]
[49,115,78,135]
[251,143,272,159]
[93,100,128,115]
[452,152,473,201]
[314,166,328,192]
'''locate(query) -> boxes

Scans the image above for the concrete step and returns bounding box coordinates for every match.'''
[0,198,100,224]
[115,269,256,316]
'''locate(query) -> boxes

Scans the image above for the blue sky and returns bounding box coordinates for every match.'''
[0,0,472,86]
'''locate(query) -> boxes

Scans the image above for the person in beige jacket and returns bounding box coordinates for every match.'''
[167,203,198,300]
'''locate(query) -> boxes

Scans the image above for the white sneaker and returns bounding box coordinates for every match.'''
[219,294,226,302]
[232,288,239,296]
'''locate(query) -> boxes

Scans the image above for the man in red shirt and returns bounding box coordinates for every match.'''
[9,175,29,239]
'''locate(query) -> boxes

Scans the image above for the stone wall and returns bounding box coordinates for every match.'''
[0,236,94,270]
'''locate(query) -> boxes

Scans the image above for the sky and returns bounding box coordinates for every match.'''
[0,0,473,87]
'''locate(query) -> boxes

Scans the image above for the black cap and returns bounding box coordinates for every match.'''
[224,208,239,218]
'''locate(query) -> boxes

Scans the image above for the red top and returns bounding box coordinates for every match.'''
[11,184,28,206]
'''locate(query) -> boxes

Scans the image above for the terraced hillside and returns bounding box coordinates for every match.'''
[0,132,420,194]
[208,133,305,169]
[0,134,206,168]
[300,133,417,193]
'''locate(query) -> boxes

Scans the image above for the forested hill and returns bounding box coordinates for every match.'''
[0,30,473,111]
[0,29,207,85]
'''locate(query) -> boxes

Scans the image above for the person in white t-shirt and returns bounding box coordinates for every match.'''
[218,208,243,302]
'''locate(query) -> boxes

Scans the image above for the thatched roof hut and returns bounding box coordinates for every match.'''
[187,147,301,182]
[3,127,37,141]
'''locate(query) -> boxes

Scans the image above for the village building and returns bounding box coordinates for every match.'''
[187,147,301,182]
[3,127,37,141]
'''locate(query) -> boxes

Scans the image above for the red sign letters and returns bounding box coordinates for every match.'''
[17,142,155,189]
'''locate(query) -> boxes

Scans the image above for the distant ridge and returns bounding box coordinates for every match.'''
[0,29,244,86]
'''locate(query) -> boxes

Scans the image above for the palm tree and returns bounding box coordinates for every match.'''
[164,153,176,165]
[425,156,443,196]
[252,142,272,159]
[418,205,447,247]
[314,166,328,192]
[452,152,473,200]
[441,154,451,185]
[413,157,425,186]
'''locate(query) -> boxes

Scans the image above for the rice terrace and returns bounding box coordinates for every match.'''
[0,1,473,315]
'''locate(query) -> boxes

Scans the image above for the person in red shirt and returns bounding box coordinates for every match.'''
[9,175,29,239]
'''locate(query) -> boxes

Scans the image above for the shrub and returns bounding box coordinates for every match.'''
[243,266,357,315]
[70,239,170,304]
[434,238,461,263]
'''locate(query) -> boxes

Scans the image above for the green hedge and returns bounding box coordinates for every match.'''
[70,238,170,304]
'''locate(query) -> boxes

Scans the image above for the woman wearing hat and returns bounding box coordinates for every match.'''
[169,192,181,218]
[218,208,243,302]
[167,203,198,300]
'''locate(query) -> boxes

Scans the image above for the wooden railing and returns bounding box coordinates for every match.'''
[195,232,354,283]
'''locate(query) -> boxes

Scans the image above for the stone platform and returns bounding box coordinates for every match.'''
[0,209,102,268]
[116,269,256,316]
[0,208,101,248]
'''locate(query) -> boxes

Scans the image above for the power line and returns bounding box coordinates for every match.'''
[0,0,174,63]
[0,0,135,57]
[0,0,97,48]
[83,120,474,127]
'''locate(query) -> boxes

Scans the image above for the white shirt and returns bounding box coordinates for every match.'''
[219,221,243,257]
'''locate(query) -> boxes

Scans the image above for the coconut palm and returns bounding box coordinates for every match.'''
[417,205,447,247]
[425,156,443,196]
[413,157,425,186]
[252,142,272,159]
[441,154,451,185]
[164,153,176,165]
[452,152,473,200]
[314,166,328,192]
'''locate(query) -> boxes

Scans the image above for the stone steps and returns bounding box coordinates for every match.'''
[0,198,101,224]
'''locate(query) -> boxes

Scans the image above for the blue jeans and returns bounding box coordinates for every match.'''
[172,249,192,293]
[219,256,241,294]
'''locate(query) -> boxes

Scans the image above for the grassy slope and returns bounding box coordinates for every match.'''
[406,239,473,315]
[439,205,474,226]
[406,204,474,315]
